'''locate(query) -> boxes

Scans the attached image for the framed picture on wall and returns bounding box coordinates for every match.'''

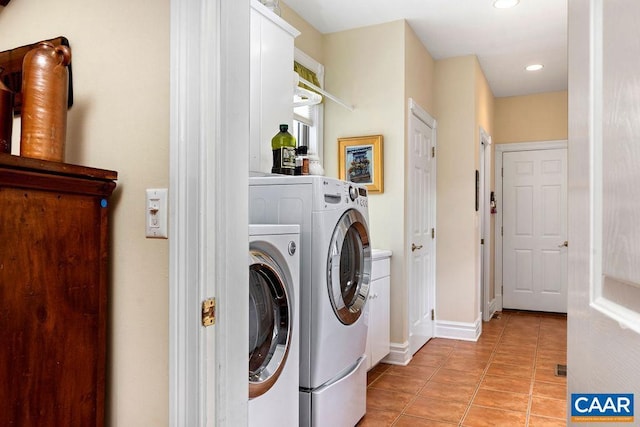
[338,135,383,193]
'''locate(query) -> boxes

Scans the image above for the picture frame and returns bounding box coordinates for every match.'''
[338,135,383,193]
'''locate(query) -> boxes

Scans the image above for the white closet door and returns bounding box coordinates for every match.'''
[502,148,567,313]
[407,101,436,354]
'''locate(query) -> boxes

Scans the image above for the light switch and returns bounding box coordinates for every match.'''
[146,188,168,238]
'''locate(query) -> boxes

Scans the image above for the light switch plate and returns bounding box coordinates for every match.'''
[146,188,168,239]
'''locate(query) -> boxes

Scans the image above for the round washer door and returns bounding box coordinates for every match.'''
[327,209,372,325]
[248,250,291,399]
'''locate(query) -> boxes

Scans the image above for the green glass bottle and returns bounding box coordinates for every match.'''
[271,124,296,175]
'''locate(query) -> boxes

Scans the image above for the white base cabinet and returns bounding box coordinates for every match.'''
[366,250,391,370]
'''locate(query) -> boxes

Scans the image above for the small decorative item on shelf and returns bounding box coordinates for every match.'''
[296,145,309,175]
[308,151,324,176]
[0,79,13,154]
[20,41,72,162]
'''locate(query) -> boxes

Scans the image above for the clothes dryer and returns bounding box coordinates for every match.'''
[248,224,300,427]
[249,175,371,427]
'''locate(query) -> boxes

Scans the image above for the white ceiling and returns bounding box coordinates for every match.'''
[283,0,568,98]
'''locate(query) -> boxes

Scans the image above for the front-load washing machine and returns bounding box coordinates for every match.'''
[248,224,300,427]
[249,175,371,427]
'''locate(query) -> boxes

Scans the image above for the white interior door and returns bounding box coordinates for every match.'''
[407,99,436,355]
[502,148,567,313]
[569,0,640,420]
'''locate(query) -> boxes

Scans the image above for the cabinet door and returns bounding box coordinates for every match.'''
[370,277,390,367]
[365,285,374,370]
[249,4,299,173]
[0,160,114,427]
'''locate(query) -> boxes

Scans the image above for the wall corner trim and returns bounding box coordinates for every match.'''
[435,316,482,341]
[381,341,412,366]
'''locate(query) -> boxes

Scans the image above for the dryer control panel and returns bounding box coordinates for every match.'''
[317,177,369,211]
[335,181,367,209]
[354,186,369,209]
[348,185,368,209]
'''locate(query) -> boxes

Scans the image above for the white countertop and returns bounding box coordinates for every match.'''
[371,249,392,260]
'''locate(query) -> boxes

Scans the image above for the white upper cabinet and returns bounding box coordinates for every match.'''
[250,1,300,173]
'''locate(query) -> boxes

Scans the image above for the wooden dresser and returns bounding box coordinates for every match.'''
[0,153,117,426]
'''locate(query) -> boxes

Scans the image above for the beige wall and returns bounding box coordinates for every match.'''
[0,1,170,425]
[434,56,480,324]
[475,58,494,142]
[474,58,496,304]
[494,91,568,143]
[280,1,324,63]
[404,23,435,115]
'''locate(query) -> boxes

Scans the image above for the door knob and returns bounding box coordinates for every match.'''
[411,243,423,252]
[558,241,568,248]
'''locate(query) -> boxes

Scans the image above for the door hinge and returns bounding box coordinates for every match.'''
[481,238,484,245]
[202,298,216,327]
[431,147,435,158]
[431,228,435,239]
[501,226,503,236]
[431,309,435,321]
[501,167,504,177]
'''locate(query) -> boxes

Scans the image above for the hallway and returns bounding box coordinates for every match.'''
[359,311,567,426]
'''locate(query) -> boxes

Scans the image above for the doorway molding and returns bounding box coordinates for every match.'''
[169,0,249,425]
[494,140,568,313]
[479,128,494,322]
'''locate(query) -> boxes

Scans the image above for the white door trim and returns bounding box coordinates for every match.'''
[494,140,568,313]
[409,98,435,127]
[479,128,494,322]
[169,0,249,425]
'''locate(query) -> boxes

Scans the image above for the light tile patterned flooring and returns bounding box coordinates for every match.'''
[358,311,567,426]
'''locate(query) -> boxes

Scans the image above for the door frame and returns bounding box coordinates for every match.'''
[406,98,437,357]
[479,128,494,322]
[494,140,567,313]
[169,0,249,425]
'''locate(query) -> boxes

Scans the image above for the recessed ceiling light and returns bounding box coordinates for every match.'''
[525,64,544,71]
[493,0,520,9]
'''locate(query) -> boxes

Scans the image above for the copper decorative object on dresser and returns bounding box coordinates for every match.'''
[0,154,117,426]
[20,41,72,162]
[0,79,12,153]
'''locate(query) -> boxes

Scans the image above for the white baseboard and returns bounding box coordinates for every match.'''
[380,341,411,366]
[435,316,482,341]
[381,318,483,366]
[488,298,498,319]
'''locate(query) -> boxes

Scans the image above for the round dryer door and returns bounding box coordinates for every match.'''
[327,209,372,325]
[248,250,291,399]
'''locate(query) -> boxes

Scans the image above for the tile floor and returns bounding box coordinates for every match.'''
[358,311,567,426]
